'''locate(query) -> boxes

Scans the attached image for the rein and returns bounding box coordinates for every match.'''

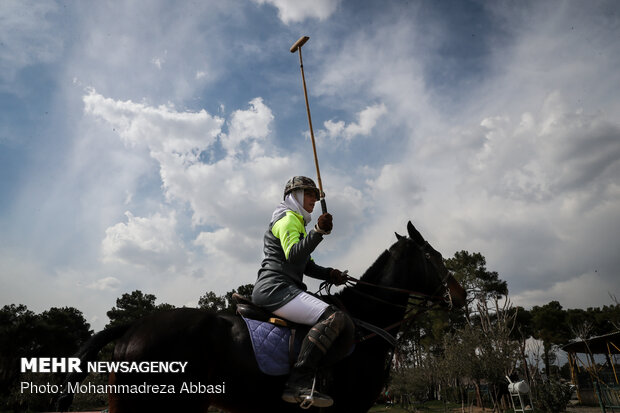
[317,238,458,348]
[344,274,450,304]
[318,274,454,347]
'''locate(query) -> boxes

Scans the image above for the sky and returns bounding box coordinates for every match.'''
[1,0,619,332]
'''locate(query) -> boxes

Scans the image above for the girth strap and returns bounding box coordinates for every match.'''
[289,328,297,367]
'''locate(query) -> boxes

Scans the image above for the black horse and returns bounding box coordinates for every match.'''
[58,221,465,413]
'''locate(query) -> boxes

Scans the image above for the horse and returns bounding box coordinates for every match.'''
[57,221,466,413]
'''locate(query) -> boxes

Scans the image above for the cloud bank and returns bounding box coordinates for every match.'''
[1,1,618,331]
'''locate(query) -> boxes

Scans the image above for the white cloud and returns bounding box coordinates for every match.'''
[513,272,618,310]
[0,0,62,84]
[87,277,121,291]
[221,97,274,155]
[320,103,387,141]
[151,58,164,69]
[194,227,259,267]
[83,89,223,161]
[461,92,620,208]
[252,0,341,24]
[84,90,295,269]
[102,211,184,269]
[308,3,620,312]
[76,3,620,320]
[367,163,423,207]
[3,0,620,334]
[316,23,433,130]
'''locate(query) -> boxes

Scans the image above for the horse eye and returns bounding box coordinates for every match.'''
[425,253,431,259]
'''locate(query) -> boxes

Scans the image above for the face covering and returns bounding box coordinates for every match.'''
[270,189,312,226]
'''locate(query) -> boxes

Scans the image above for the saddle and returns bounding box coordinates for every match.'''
[233,294,397,348]
[232,293,290,327]
[232,293,306,376]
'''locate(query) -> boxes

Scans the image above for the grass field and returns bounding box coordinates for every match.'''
[369,400,463,412]
[368,402,603,413]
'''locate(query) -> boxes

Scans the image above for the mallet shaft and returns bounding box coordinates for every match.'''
[290,35,327,214]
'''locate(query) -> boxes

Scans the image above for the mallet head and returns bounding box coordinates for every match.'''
[290,36,310,53]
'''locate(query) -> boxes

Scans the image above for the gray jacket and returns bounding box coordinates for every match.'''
[252,211,330,312]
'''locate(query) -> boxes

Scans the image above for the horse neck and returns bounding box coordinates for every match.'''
[339,250,409,327]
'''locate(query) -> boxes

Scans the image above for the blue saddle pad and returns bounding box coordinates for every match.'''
[242,316,304,376]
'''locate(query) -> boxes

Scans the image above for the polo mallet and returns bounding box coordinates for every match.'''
[290,35,327,214]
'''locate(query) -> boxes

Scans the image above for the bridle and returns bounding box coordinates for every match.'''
[317,240,456,347]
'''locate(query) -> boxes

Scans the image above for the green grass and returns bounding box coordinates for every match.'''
[369,405,412,413]
[370,401,463,412]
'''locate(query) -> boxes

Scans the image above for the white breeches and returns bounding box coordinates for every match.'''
[272,292,329,325]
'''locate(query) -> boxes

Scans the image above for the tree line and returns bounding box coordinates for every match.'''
[1,251,618,412]
[389,251,620,412]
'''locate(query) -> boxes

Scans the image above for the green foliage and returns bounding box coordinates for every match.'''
[531,301,569,345]
[393,251,521,410]
[69,372,109,411]
[199,283,254,313]
[38,307,93,356]
[566,305,620,338]
[2,267,617,413]
[106,290,174,327]
[445,251,508,303]
[0,305,38,389]
[0,304,92,412]
[445,250,509,336]
[198,291,227,311]
[0,286,256,411]
[601,302,620,330]
[225,283,254,304]
[511,306,533,341]
[530,301,572,374]
[532,378,573,413]
[391,363,435,403]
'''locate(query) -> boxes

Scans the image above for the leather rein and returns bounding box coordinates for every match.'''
[345,274,453,345]
[317,246,455,348]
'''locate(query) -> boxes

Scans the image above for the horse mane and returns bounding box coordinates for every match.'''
[337,243,405,331]
[359,248,392,283]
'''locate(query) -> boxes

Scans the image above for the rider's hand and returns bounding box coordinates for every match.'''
[329,269,348,285]
[315,213,332,234]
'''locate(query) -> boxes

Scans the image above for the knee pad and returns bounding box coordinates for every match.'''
[308,306,354,354]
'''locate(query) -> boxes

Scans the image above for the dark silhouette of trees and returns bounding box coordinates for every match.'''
[1,269,617,412]
[106,290,174,327]
[530,301,572,375]
[199,283,254,313]
[445,251,508,322]
[198,291,227,312]
[0,305,92,412]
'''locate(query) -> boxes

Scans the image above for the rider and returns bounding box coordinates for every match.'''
[252,176,354,407]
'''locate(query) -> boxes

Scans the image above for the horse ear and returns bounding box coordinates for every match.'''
[407,221,425,244]
[395,232,405,241]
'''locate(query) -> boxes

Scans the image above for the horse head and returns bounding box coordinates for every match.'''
[389,221,467,308]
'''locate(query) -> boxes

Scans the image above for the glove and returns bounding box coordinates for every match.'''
[315,213,333,234]
[329,269,348,286]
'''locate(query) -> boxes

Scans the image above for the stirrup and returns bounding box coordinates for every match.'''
[282,376,333,409]
[301,376,334,409]
[299,376,317,409]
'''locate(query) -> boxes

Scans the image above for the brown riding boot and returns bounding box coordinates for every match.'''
[281,308,353,408]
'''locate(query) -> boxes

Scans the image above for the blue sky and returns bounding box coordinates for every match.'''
[1,0,619,331]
